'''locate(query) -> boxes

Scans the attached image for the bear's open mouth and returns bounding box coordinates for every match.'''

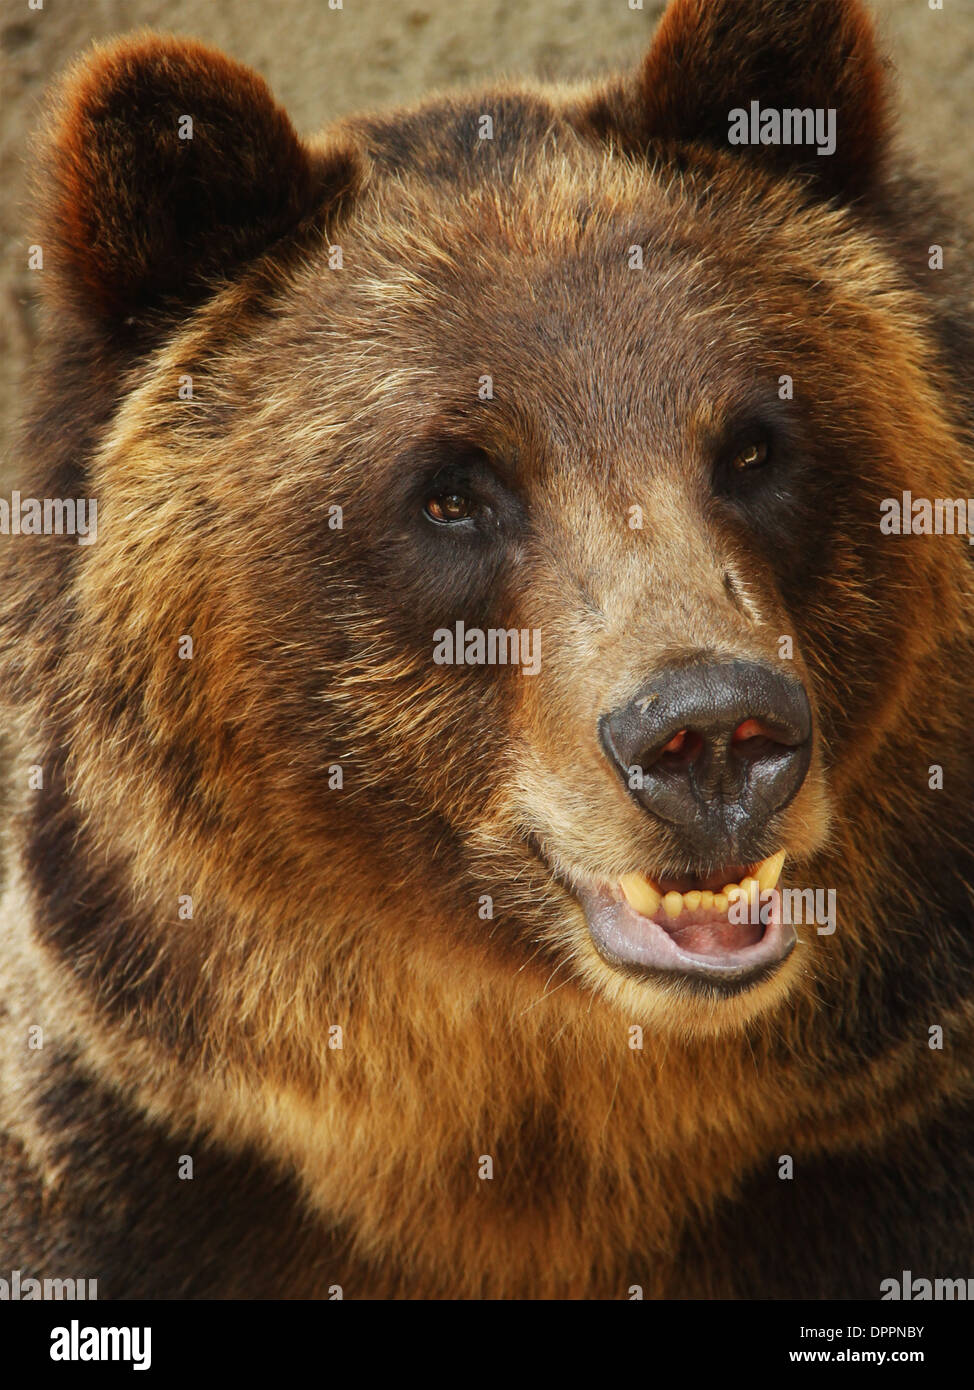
[573,852,797,993]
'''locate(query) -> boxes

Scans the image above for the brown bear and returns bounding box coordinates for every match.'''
[1,0,972,1300]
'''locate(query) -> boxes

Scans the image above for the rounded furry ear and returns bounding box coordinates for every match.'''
[38,34,362,324]
[582,0,890,204]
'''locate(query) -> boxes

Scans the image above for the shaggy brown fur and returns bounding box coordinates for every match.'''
[1,0,972,1298]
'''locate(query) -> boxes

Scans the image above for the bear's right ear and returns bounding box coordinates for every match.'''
[37,34,363,327]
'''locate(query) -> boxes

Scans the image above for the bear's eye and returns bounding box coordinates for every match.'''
[730,440,770,472]
[425,491,477,524]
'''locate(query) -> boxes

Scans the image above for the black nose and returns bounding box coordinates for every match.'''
[599,660,812,859]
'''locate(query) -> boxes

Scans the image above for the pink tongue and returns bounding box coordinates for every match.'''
[661,912,764,955]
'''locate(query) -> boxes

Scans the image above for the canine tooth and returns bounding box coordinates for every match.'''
[620,873,662,917]
[714,893,729,913]
[663,892,684,918]
[756,851,786,893]
[700,891,714,909]
[684,891,702,911]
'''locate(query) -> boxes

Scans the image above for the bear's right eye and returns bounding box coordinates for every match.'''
[416,446,517,535]
[425,492,477,525]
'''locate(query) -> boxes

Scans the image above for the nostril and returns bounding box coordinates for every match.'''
[654,728,704,771]
[731,718,766,744]
[661,729,689,755]
[731,717,800,765]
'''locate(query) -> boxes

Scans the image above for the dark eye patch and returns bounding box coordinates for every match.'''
[709,397,800,497]
[409,440,524,540]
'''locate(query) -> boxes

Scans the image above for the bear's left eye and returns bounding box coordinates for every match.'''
[730,440,770,472]
[425,491,477,524]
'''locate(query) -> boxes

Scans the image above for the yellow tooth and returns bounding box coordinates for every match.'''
[714,893,729,913]
[684,891,702,911]
[620,873,662,918]
[700,891,714,909]
[722,883,740,899]
[756,851,786,893]
[740,876,760,898]
[663,892,684,918]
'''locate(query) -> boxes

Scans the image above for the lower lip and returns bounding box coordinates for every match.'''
[576,884,797,992]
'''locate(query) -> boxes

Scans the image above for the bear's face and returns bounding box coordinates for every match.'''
[26,0,967,1040]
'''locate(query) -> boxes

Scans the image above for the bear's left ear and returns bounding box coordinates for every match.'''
[38,34,363,327]
[580,0,890,204]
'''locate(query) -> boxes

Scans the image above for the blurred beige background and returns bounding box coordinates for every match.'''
[1,0,972,471]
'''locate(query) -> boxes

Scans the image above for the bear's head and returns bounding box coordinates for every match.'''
[5,0,970,1076]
